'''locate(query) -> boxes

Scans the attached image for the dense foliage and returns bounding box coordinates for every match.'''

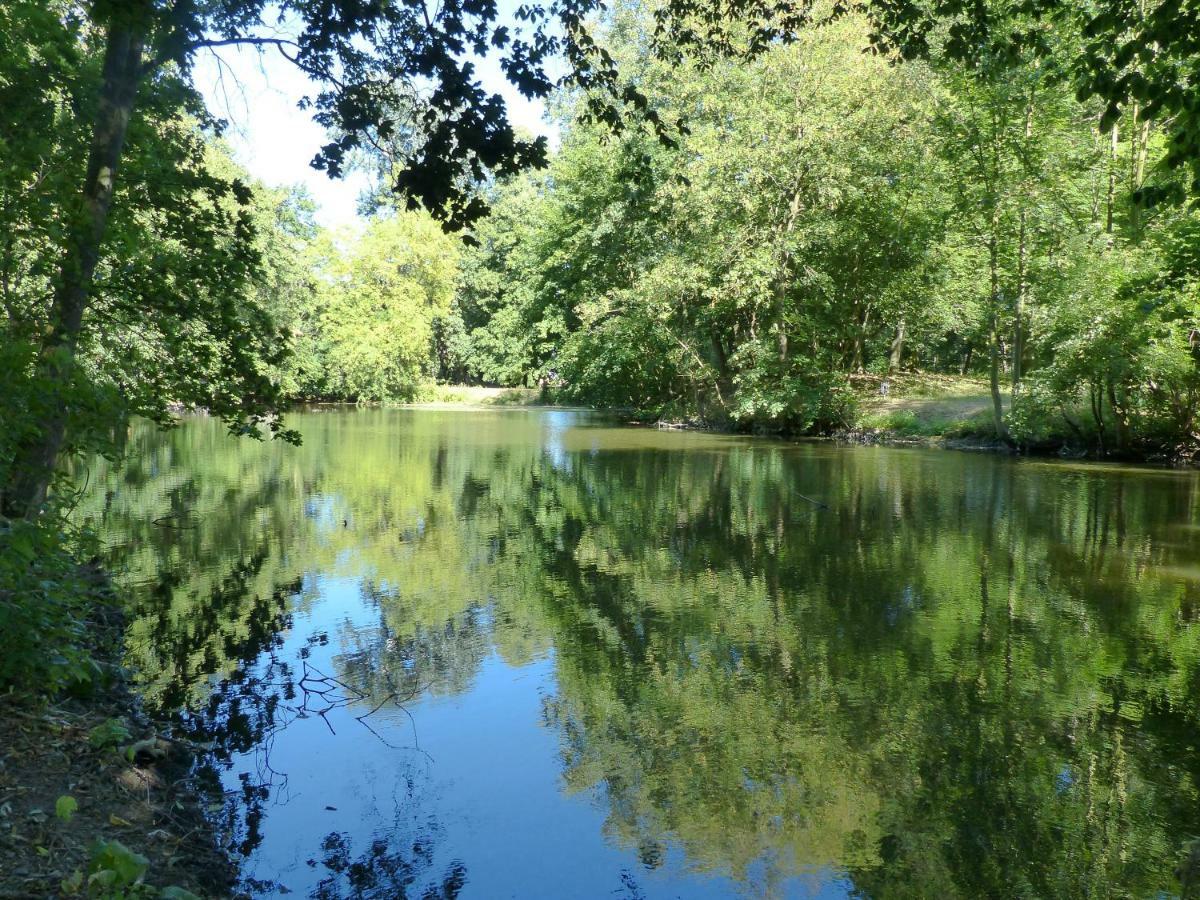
[0,2,301,693]
[448,4,1200,457]
[2,0,1200,700]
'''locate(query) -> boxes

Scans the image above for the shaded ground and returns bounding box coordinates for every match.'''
[852,374,1008,437]
[0,588,234,899]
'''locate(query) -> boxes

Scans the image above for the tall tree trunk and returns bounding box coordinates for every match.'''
[1013,207,1027,395]
[711,332,733,403]
[1108,378,1131,453]
[1013,91,1034,399]
[2,19,145,518]
[989,320,1005,439]
[1129,101,1150,239]
[988,227,1007,441]
[773,187,804,363]
[851,305,872,374]
[888,319,906,373]
[1105,121,1119,236]
[1090,382,1107,454]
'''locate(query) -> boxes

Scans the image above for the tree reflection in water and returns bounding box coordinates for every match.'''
[82,409,1200,898]
[310,831,467,900]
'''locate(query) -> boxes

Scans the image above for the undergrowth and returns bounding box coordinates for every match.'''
[0,513,105,697]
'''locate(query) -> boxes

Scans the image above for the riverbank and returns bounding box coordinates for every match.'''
[402,377,1197,464]
[835,374,1014,452]
[0,569,234,899]
[844,373,1200,464]
[646,373,1198,465]
[852,373,1004,437]
[648,375,1001,438]
[410,385,550,407]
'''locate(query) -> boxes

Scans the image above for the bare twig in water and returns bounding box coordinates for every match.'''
[151,516,197,529]
[796,493,829,510]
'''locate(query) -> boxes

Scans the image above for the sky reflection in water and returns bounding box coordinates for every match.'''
[85,408,1200,898]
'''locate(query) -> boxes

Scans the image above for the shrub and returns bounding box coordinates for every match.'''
[731,353,857,433]
[0,515,104,696]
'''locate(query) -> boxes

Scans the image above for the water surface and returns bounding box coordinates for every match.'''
[85,408,1200,898]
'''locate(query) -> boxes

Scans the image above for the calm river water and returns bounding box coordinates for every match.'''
[85,407,1200,898]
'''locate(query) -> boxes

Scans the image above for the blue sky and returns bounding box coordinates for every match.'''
[193,14,558,229]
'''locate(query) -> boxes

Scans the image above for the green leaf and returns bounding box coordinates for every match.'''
[60,869,84,895]
[88,838,149,887]
[87,718,131,750]
[55,795,78,823]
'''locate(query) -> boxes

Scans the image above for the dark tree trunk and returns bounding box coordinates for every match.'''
[888,319,906,373]
[3,19,145,518]
[1108,378,1131,453]
[1090,382,1107,454]
[711,333,733,403]
[1105,121,1118,236]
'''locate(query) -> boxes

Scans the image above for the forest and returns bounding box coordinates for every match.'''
[126,5,1200,459]
[1,0,1199,893]
[3,0,1199,510]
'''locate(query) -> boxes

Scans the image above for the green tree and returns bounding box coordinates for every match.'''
[867,0,1200,200]
[318,213,461,401]
[0,0,646,515]
[466,12,946,425]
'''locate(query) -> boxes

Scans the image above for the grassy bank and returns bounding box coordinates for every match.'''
[409,385,553,407]
[844,373,1196,464]
[852,374,1005,439]
[420,377,1011,445]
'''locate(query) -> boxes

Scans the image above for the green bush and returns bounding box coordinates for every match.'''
[731,353,857,433]
[0,515,103,696]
